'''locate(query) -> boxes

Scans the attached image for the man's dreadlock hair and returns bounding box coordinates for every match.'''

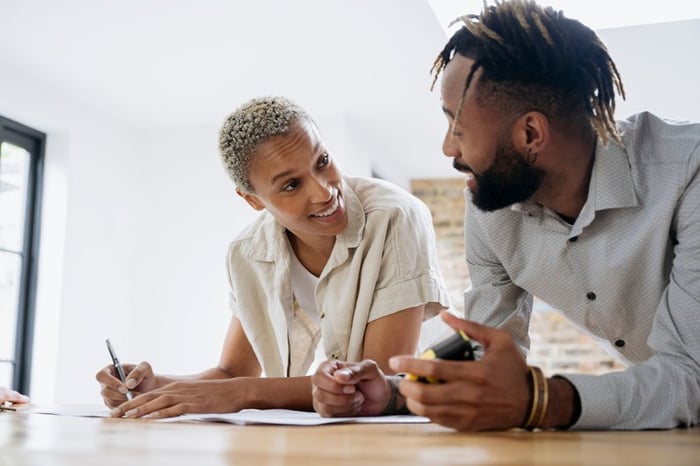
[431,0,625,144]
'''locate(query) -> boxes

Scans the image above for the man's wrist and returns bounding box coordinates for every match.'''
[383,375,411,415]
[541,375,581,429]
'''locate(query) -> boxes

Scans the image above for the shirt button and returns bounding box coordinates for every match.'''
[586,292,596,301]
[569,236,578,243]
[319,311,325,319]
[331,353,337,359]
[614,339,625,348]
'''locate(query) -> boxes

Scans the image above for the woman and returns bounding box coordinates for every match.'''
[97,96,449,418]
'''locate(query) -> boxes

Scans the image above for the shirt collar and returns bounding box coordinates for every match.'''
[591,138,638,211]
[335,177,364,248]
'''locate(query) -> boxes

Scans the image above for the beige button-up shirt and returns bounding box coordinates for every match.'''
[226,176,450,377]
[463,112,700,429]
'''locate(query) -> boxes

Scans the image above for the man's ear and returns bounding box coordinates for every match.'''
[512,111,549,155]
[236,189,265,211]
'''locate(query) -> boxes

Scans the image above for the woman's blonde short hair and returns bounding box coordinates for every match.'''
[219,96,311,193]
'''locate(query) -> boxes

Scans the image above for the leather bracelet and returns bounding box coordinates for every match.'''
[523,366,549,431]
[383,375,411,415]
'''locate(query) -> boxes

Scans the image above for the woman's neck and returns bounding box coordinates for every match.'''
[287,231,335,277]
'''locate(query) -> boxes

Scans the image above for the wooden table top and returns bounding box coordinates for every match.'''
[2,407,699,465]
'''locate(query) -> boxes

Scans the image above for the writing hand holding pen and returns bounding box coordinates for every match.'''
[106,339,134,401]
[97,342,159,408]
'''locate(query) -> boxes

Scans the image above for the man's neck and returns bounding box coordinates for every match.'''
[532,134,597,220]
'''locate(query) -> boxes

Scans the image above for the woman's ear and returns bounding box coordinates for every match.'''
[512,111,549,155]
[236,189,265,211]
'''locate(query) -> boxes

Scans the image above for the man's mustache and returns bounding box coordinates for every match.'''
[453,158,473,174]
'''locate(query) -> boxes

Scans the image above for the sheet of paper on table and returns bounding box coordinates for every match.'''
[171,409,430,426]
[24,405,429,426]
[26,405,110,418]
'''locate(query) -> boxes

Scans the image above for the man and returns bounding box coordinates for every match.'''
[311,0,699,430]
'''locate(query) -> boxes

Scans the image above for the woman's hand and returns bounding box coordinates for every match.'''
[107,378,248,419]
[311,359,392,417]
[95,361,159,408]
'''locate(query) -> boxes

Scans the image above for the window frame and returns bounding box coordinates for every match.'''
[0,115,45,394]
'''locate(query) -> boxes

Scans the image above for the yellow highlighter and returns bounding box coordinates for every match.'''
[406,330,476,384]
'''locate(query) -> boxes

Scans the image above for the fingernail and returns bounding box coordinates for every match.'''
[342,385,355,394]
[337,369,352,378]
[389,357,399,370]
[353,393,365,404]
[118,386,127,394]
[125,408,138,417]
[126,379,137,389]
[110,408,121,417]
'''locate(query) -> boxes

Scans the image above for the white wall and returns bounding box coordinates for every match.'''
[0,61,139,403]
[599,19,700,123]
[0,16,698,404]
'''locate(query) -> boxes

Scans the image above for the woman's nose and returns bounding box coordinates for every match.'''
[309,176,332,202]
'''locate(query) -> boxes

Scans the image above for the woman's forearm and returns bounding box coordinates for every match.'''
[236,376,314,411]
[153,366,241,388]
[149,372,314,412]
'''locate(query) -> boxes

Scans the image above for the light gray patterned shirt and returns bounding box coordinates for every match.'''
[463,112,700,430]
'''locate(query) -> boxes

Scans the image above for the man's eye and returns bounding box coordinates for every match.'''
[450,127,463,137]
[318,153,329,167]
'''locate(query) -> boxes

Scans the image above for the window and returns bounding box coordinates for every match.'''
[0,116,45,394]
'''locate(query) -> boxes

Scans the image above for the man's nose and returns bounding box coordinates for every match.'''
[442,130,460,158]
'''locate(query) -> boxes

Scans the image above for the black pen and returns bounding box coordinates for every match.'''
[105,338,134,401]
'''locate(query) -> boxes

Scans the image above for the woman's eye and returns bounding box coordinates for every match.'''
[282,180,300,192]
[318,153,329,167]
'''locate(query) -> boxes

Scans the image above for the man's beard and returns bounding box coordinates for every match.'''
[461,141,544,212]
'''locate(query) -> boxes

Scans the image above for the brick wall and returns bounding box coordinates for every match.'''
[411,178,625,376]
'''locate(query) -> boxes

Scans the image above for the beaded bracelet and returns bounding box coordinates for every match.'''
[523,365,549,431]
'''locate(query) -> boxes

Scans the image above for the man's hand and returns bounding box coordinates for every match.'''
[389,311,531,431]
[311,359,393,417]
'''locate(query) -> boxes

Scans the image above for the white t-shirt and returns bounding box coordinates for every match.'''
[288,250,326,376]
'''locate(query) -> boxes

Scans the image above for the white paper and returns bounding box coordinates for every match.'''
[26,405,110,418]
[169,409,430,426]
[23,405,429,426]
